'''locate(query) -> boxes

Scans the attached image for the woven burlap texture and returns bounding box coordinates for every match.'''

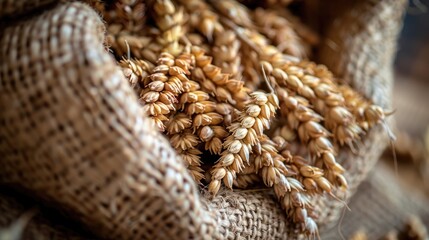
[2,162,428,239]
[0,0,406,239]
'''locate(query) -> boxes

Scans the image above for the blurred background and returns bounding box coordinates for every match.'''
[388,0,429,201]
[395,0,429,137]
[324,1,429,239]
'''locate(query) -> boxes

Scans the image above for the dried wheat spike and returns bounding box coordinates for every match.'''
[208,91,279,195]
[235,27,286,90]
[191,46,247,109]
[273,125,297,142]
[199,125,229,154]
[179,0,243,80]
[225,21,331,155]
[186,32,211,53]
[272,84,347,189]
[293,59,333,80]
[140,52,194,131]
[166,113,192,135]
[224,20,359,148]
[172,54,229,155]
[271,8,320,48]
[105,23,163,63]
[252,8,308,58]
[177,0,222,42]
[211,0,253,28]
[339,84,389,131]
[165,70,205,182]
[240,44,261,90]
[180,1,249,97]
[273,126,311,162]
[292,61,362,142]
[233,173,260,188]
[255,135,296,191]
[120,58,153,94]
[236,19,367,148]
[95,0,158,60]
[177,78,227,153]
[212,29,242,80]
[295,157,341,195]
[274,173,319,237]
[166,107,208,182]
[268,135,323,237]
[215,102,237,127]
[112,0,147,33]
[152,0,186,56]
[170,129,204,182]
[179,85,227,154]
[96,0,147,33]
[269,62,363,148]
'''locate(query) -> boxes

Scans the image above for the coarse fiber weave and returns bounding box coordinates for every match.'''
[2,162,428,239]
[0,0,407,239]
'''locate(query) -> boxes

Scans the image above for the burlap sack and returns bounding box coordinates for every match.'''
[2,162,428,239]
[0,0,407,239]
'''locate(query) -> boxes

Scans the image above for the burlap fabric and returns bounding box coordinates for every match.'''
[0,0,407,239]
[2,163,428,239]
